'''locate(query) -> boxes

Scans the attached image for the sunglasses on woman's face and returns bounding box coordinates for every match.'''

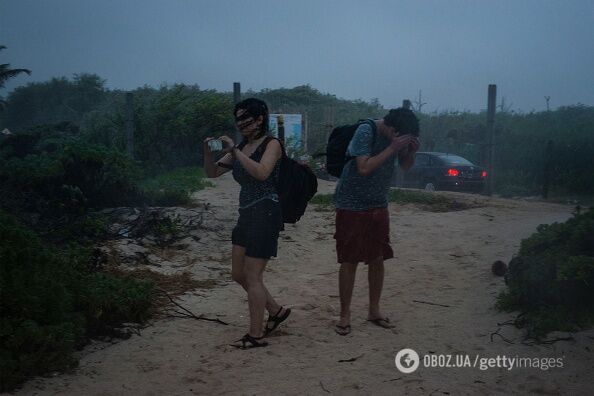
[235,113,259,131]
[234,112,253,123]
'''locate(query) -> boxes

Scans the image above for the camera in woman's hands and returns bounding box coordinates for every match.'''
[207,139,223,152]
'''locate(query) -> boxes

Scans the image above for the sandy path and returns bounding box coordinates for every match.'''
[11,174,593,396]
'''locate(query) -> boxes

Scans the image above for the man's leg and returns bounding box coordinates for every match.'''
[366,207,394,327]
[338,261,358,328]
[367,257,385,320]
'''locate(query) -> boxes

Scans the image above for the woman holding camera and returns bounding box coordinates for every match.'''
[203,98,291,349]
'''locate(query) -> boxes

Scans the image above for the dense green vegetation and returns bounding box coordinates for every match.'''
[2,73,592,197]
[0,75,216,390]
[497,208,594,339]
[0,126,215,389]
[139,166,212,206]
[0,210,153,391]
[0,123,211,224]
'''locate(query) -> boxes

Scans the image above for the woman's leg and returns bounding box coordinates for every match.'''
[243,255,271,338]
[231,245,282,315]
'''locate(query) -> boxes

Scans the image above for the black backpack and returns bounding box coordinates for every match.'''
[245,137,318,224]
[325,119,376,177]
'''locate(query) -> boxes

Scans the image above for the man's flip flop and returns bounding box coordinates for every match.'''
[264,306,291,336]
[334,324,351,336]
[367,317,395,329]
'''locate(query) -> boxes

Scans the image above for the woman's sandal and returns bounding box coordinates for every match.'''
[264,306,292,336]
[231,333,269,349]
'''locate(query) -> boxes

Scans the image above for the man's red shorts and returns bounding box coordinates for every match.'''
[334,207,394,264]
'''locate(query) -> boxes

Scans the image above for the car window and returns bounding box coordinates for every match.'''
[428,155,443,166]
[437,155,474,166]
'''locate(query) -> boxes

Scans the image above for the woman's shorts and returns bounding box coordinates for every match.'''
[334,207,394,264]
[232,199,282,259]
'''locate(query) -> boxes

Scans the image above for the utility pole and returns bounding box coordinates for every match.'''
[125,92,134,159]
[486,84,497,196]
[233,82,241,142]
[544,96,551,111]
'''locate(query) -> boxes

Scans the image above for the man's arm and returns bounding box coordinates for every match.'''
[356,134,413,176]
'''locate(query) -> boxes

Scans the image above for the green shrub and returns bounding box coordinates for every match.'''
[309,193,334,211]
[139,166,212,206]
[59,141,142,208]
[497,208,594,339]
[0,125,143,218]
[82,273,153,336]
[0,211,153,391]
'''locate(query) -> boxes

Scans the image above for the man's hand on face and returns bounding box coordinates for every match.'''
[408,137,420,153]
[390,134,413,153]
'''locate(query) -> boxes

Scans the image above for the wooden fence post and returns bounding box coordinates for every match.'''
[233,82,241,142]
[486,84,497,196]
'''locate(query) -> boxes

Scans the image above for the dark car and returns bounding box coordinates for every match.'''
[399,152,487,193]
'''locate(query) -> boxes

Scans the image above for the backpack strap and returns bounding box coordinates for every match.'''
[258,136,276,157]
[237,136,275,157]
[258,136,288,159]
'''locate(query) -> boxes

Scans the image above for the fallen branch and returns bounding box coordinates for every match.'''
[413,300,451,308]
[155,288,228,325]
[338,353,364,363]
[490,328,514,344]
[497,312,526,327]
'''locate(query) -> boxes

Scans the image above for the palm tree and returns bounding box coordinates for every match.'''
[1,45,31,111]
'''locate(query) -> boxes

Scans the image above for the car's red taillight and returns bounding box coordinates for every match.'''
[446,168,459,177]
[481,171,487,178]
